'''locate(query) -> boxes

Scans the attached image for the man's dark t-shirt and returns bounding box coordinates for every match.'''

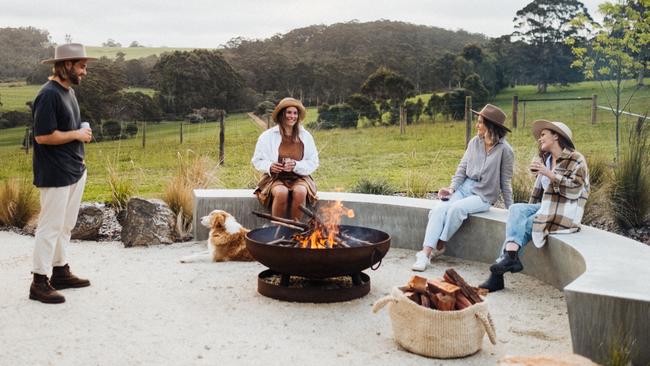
[32,80,85,188]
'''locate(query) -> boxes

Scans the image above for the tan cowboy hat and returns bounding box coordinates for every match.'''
[41,43,97,64]
[471,104,511,132]
[532,119,575,149]
[271,97,306,123]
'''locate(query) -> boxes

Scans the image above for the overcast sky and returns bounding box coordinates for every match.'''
[2,0,605,48]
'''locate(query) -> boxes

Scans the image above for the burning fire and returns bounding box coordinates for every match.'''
[293,200,354,249]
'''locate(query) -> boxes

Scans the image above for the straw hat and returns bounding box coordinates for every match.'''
[471,104,511,132]
[532,119,575,149]
[41,43,97,64]
[271,98,306,123]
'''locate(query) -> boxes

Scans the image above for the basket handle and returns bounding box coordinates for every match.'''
[372,295,398,313]
[475,312,497,345]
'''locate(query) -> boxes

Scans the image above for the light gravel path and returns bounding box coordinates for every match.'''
[0,231,572,365]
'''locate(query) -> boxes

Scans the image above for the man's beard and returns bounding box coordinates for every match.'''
[68,67,81,85]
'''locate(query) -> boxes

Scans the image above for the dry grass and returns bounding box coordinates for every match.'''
[404,170,432,198]
[511,164,536,204]
[0,178,39,228]
[163,151,218,236]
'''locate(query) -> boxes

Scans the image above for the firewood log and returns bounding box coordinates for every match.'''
[427,278,460,295]
[444,268,483,304]
[404,291,421,305]
[455,292,473,310]
[407,275,429,294]
[435,293,456,311]
[420,293,431,308]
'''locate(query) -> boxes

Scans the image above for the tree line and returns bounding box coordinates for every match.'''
[1,0,647,132]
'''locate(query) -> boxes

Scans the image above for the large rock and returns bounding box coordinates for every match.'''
[71,203,104,240]
[121,198,177,247]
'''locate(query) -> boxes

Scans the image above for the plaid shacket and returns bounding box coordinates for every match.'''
[529,149,590,248]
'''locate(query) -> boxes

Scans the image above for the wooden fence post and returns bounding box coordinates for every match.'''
[219,111,225,165]
[591,94,597,124]
[180,121,183,144]
[512,95,518,129]
[465,95,472,148]
[142,121,146,148]
[399,104,406,135]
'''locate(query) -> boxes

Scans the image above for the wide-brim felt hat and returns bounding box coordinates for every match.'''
[532,119,575,149]
[471,104,511,132]
[41,43,97,64]
[271,97,306,123]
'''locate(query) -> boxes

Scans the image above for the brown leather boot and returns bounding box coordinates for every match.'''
[50,264,91,290]
[29,274,65,304]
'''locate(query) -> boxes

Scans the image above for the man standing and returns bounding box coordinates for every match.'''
[29,43,96,304]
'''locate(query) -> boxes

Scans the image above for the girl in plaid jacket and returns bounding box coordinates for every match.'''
[479,119,589,292]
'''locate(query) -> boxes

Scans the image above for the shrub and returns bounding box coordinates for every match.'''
[316,103,357,129]
[102,120,123,140]
[351,178,396,195]
[0,178,39,228]
[124,122,138,137]
[163,152,218,237]
[609,119,650,229]
[255,101,275,117]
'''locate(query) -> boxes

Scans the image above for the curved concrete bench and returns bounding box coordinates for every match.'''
[194,189,650,364]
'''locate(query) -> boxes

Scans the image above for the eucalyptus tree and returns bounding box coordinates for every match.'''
[513,0,592,92]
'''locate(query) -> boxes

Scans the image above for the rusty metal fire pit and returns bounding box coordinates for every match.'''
[246,225,391,303]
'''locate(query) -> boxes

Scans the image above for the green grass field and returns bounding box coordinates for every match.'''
[1,79,649,202]
[86,46,199,60]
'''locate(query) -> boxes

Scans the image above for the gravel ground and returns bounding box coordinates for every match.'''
[0,231,573,365]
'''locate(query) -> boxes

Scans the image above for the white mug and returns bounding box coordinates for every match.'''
[80,121,90,129]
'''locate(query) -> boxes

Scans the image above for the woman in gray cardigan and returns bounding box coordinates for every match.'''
[412,104,514,271]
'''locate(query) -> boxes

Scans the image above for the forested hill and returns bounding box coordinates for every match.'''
[222,20,489,104]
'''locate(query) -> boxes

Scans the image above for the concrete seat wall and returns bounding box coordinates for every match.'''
[194,189,650,364]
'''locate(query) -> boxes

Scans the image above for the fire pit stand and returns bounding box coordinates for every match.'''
[258,270,371,303]
[246,225,391,303]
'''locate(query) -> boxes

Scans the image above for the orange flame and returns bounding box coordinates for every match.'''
[294,200,354,249]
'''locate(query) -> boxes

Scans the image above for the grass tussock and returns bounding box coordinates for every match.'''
[609,119,650,229]
[511,161,536,204]
[163,151,218,236]
[107,162,134,213]
[404,170,432,198]
[351,178,397,195]
[0,178,39,228]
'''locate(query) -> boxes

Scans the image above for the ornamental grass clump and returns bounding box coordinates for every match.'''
[609,118,650,229]
[0,178,39,228]
[351,178,396,195]
[163,151,218,237]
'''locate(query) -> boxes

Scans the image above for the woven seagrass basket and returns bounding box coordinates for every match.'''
[373,287,496,358]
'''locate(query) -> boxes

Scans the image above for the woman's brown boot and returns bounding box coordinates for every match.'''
[29,274,65,304]
[50,264,91,290]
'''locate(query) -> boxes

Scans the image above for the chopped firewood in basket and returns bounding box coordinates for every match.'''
[399,268,485,311]
[407,275,429,293]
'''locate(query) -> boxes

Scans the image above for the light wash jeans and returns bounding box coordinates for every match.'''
[495,202,541,261]
[422,179,491,248]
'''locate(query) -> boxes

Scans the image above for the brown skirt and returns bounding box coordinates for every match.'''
[254,173,318,208]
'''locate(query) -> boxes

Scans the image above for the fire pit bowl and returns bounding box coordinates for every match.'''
[246,225,391,278]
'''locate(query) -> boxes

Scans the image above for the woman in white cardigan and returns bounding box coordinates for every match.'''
[252,98,319,219]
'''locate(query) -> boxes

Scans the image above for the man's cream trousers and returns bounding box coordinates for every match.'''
[33,171,87,275]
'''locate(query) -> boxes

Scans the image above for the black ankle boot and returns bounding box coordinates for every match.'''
[489,251,523,275]
[50,264,91,290]
[478,273,504,292]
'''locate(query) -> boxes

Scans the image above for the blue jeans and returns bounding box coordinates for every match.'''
[496,203,541,260]
[422,179,491,248]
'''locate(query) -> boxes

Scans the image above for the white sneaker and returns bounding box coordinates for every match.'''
[411,251,430,271]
